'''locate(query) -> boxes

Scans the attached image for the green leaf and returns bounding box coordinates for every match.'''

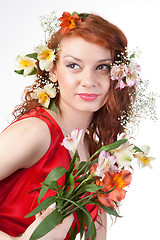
[28,67,37,75]
[60,197,96,240]
[28,187,41,193]
[77,161,88,174]
[14,68,37,76]
[59,197,92,219]
[75,158,98,179]
[87,158,98,168]
[134,145,144,153]
[66,173,75,197]
[76,211,85,239]
[48,181,59,191]
[95,201,122,217]
[90,139,127,161]
[49,99,58,114]
[129,53,135,59]
[80,184,102,193]
[26,52,38,60]
[65,150,78,187]
[29,208,63,240]
[38,167,67,203]
[25,196,56,218]
[68,150,78,173]
[98,185,116,194]
[14,69,24,75]
[78,14,90,18]
[68,220,78,240]
[74,174,88,183]
[71,11,78,17]
[82,210,96,240]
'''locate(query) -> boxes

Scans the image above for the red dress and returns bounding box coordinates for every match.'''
[0,107,98,238]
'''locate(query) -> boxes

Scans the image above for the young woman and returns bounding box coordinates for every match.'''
[0,12,134,239]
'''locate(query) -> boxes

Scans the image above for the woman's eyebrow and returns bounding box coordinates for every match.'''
[97,58,112,62]
[63,55,82,62]
[63,55,112,62]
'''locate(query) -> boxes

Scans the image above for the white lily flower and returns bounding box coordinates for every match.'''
[111,133,134,168]
[16,55,36,76]
[95,151,117,180]
[135,145,155,168]
[43,84,57,98]
[61,129,83,153]
[126,71,141,87]
[128,62,141,74]
[31,83,56,108]
[34,45,56,71]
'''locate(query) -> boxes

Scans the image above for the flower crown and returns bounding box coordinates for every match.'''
[14,11,158,136]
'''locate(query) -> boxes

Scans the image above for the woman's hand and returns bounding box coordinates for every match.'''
[21,206,74,240]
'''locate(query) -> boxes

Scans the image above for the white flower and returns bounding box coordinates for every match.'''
[126,62,141,87]
[126,71,141,88]
[110,64,128,81]
[16,55,36,76]
[117,133,126,140]
[135,145,155,168]
[31,83,56,108]
[111,133,135,167]
[61,129,83,153]
[34,45,56,71]
[128,62,141,74]
[95,151,117,180]
[127,47,142,58]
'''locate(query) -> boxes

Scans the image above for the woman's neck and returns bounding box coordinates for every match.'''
[55,102,93,139]
[46,103,93,161]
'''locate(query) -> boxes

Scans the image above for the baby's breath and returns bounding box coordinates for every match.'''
[39,11,60,44]
[122,80,158,137]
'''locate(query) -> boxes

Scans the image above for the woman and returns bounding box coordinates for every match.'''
[0,12,134,239]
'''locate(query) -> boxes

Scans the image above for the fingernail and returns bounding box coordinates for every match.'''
[49,202,56,209]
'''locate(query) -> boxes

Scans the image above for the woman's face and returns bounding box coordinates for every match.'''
[53,37,112,115]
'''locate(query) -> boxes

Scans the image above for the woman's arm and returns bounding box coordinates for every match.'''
[0,117,51,180]
[0,231,16,240]
[95,211,107,240]
[88,211,107,240]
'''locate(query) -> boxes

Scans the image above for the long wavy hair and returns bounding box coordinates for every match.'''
[12,13,135,155]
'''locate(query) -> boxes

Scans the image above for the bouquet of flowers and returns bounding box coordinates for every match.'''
[25,129,154,240]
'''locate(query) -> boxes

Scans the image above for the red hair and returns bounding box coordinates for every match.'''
[13,13,135,154]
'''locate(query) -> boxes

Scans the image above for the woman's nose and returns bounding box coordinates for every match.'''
[80,68,96,87]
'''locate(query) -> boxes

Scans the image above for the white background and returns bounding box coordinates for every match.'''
[0,0,160,239]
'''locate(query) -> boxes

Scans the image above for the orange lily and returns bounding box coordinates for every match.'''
[96,170,132,209]
[59,12,81,34]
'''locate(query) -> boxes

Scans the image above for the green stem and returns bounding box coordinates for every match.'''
[61,193,97,215]
[72,157,80,172]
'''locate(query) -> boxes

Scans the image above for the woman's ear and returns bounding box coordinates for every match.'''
[49,65,57,83]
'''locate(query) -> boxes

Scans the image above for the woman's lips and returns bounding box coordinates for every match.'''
[78,93,98,101]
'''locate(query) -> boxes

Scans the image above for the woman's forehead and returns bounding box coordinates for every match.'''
[58,36,112,61]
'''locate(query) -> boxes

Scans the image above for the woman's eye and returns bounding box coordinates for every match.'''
[96,64,110,71]
[66,63,81,70]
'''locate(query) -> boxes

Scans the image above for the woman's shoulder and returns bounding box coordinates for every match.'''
[4,107,59,138]
[0,114,52,180]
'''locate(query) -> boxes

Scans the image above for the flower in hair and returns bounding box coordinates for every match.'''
[34,45,56,71]
[58,12,81,34]
[15,55,36,77]
[31,83,56,108]
[110,49,142,89]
